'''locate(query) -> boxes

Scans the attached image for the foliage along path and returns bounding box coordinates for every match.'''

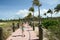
[6,23,39,40]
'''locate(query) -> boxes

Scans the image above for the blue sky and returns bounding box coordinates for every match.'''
[0,0,60,20]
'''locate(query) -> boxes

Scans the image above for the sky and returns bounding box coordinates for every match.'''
[0,0,60,20]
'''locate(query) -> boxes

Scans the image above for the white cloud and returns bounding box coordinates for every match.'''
[16,9,48,18]
[16,9,60,18]
[53,12,60,17]
[16,9,48,17]
[16,9,30,18]
[17,9,29,15]
[34,9,48,17]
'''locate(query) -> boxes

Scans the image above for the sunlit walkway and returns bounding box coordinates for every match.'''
[6,23,39,40]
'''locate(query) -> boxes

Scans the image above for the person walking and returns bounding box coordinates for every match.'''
[21,22,25,37]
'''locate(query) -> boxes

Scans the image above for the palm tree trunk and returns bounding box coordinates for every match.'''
[32,4,35,31]
[33,12,35,30]
[38,6,41,24]
[51,13,52,19]
[38,6,43,40]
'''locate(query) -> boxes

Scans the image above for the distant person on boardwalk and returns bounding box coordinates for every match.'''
[17,23,19,28]
[21,22,25,37]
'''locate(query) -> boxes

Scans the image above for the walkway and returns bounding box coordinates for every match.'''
[6,23,39,40]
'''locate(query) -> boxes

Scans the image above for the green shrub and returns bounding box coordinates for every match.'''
[42,20,58,29]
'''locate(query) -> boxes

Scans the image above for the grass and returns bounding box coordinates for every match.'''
[0,21,20,40]
[0,19,60,40]
[0,22,12,40]
[42,19,60,40]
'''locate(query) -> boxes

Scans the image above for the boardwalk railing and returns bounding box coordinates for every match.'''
[0,27,3,40]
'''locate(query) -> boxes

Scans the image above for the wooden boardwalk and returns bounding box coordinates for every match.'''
[6,23,39,40]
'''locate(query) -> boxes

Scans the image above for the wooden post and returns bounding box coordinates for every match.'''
[0,27,3,40]
[12,23,15,32]
[38,24,43,40]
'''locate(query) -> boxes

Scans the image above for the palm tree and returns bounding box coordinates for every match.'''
[54,4,60,21]
[47,9,53,19]
[44,13,47,19]
[54,4,60,12]
[33,0,43,40]
[29,6,35,30]
[25,13,32,19]
[54,4,60,28]
[44,13,46,16]
[33,0,41,23]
